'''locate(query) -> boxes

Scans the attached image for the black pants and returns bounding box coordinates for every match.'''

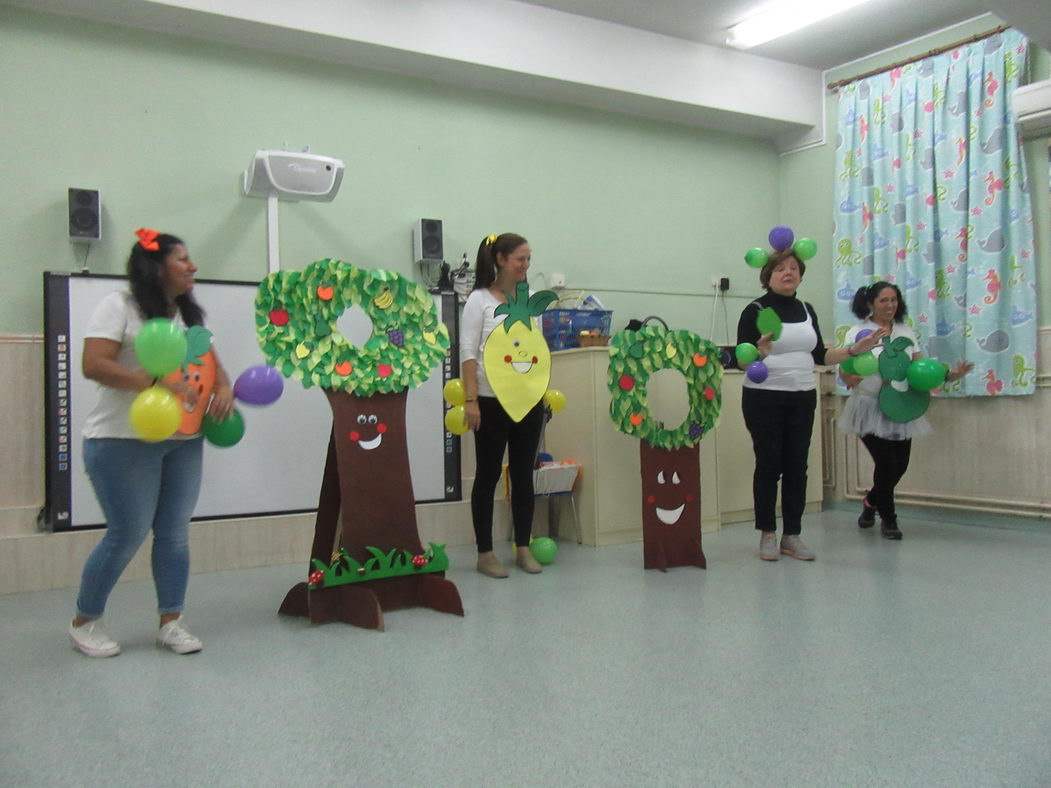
[859,434,912,523]
[471,397,545,552]
[741,387,816,535]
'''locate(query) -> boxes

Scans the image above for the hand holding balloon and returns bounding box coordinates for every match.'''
[756,332,774,360]
[202,408,245,447]
[208,385,235,421]
[543,389,566,414]
[849,326,889,357]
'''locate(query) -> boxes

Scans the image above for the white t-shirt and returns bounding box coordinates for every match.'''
[82,290,189,440]
[843,319,921,397]
[459,288,539,398]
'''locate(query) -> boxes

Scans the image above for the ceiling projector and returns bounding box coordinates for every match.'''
[242,149,345,202]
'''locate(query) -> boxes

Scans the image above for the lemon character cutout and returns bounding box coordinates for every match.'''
[482,282,558,422]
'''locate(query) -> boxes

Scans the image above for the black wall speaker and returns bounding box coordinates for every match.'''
[413,218,443,262]
[68,188,101,242]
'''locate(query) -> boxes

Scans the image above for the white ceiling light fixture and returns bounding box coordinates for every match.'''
[726,0,879,50]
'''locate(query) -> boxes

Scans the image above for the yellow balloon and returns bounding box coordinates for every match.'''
[543,389,566,414]
[129,386,181,442]
[442,378,466,406]
[444,404,468,435]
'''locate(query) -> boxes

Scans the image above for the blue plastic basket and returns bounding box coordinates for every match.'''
[540,309,613,350]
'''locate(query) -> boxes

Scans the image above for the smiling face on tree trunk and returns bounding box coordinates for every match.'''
[639,443,705,572]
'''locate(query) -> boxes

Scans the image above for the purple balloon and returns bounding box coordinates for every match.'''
[746,360,769,384]
[856,328,874,340]
[233,365,284,406]
[768,225,795,252]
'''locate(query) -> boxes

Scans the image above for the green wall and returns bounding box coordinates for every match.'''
[5,8,1044,344]
[782,16,1051,328]
[0,6,780,342]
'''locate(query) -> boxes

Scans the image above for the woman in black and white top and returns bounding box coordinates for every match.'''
[736,249,885,562]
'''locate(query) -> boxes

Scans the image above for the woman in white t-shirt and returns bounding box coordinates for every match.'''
[68,229,233,658]
[839,282,972,539]
[460,233,545,578]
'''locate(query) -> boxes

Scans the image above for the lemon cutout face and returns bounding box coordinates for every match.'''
[481,283,557,422]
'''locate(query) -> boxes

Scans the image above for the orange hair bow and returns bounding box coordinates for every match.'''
[135,227,160,251]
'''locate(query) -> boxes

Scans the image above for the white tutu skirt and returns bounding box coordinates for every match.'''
[839,392,933,441]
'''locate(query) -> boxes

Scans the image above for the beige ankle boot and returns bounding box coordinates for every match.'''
[476,552,509,578]
[516,547,542,574]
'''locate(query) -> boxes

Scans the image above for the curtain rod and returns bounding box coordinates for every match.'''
[826,24,1010,90]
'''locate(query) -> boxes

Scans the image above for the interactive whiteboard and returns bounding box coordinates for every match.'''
[43,273,461,530]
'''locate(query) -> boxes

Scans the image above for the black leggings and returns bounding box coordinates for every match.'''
[859,434,912,523]
[471,397,545,552]
[741,387,816,535]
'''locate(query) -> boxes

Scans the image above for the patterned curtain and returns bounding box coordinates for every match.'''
[833,29,1036,396]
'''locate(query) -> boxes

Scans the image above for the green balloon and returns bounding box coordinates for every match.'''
[735,342,759,365]
[134,319,187,377]
[529,537,558,565]
[840,356,857,375]
[793,237,817,261]
[202,408,245,447]
[744,248,769,268]
[852,351,878,377]
[906,358,947,391]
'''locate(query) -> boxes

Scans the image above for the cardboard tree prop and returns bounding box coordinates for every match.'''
[607,324,722,571]
[256,260,463,630]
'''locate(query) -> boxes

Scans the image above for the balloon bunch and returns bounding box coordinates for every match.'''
[441,379,566,434]
[129,319,190,442]
[839,328,878,377]
[743,225,817,270]
[733,341,768,383]
[128,318,284,446]
[207,364,286,448]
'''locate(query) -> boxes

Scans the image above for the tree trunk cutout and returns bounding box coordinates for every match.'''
[279,389,463,629]
[639,441,705,572]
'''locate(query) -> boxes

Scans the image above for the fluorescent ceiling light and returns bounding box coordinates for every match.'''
[726,0,878,50]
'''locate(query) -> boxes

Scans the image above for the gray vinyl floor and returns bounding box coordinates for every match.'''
[2,507,1049,787]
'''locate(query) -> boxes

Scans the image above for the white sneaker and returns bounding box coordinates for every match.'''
[156,616,203,654]
[69,619,121,658]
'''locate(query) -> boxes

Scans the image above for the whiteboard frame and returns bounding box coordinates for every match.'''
[43,272,462,531]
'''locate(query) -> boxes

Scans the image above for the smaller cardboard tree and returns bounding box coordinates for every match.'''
[607,324,722,571]
[257,259,462,630]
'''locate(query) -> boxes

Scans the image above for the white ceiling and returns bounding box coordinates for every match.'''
[518,0,1048,71]
[8,0,1049,149]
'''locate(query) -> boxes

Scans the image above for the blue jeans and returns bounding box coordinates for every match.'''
[76,437,204,619]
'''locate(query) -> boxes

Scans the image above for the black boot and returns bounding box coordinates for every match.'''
[858,498,876,529]
[880,516,903,540]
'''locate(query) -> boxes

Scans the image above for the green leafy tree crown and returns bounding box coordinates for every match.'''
[255,259,450,395]
[606,324,722,450]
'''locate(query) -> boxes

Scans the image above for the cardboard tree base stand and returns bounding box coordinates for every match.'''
[607,324,722,571]
[256,260,463,630]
